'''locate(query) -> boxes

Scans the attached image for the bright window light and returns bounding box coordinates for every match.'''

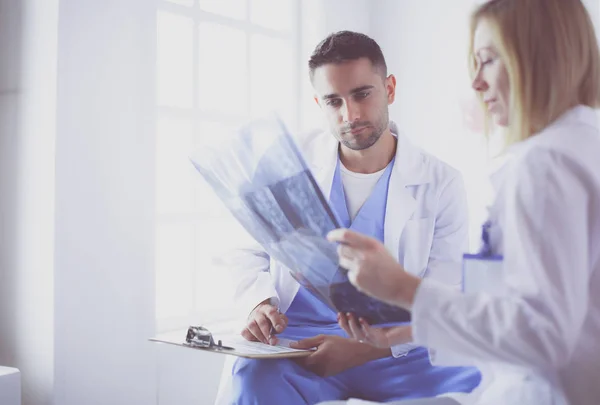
[198,23,248,116]
[199,0,247,20]
[157,11,193,108]
[250,34,294,124]
[250,0,293,31]
[155,0,299,332]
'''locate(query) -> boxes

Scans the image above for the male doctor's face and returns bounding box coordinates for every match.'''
[471,19,510,127]
[312,58,395,151]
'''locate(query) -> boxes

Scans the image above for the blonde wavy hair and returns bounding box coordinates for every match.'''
[469,0,600,144]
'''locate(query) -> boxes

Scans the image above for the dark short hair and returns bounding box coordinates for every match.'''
[308,31,387,81]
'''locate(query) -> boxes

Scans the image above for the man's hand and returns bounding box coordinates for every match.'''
[338,312,412,349]
[290,334,390,377]
[241,299,288,345]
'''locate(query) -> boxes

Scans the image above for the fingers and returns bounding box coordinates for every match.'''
[338,312,371,344]
[346,265,361,290]
[338,255,356,272]
[241,327,258,342]
[289,334,325,349]
[346,313,366,341]
[263,306,287,334]
[327,228,377,249]
[244,303,287,345]
[332,232,370,289]
[335,243,365,285]
[337,245,365,271]
[337,244,358,260]
[243,309,273,344]
[337,312,352,337]
[346,313,370,344]
[246,319,269,344]
[257,313,274,340]
[357,318,374,341]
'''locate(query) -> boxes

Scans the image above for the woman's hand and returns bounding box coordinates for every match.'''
[327,228,421,308]
[338,312,413,348]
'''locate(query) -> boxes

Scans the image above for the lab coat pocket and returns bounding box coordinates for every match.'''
[462,254,504,295]
[399,218,434,277]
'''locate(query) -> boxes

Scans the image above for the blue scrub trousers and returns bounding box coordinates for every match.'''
[230,289,481,405]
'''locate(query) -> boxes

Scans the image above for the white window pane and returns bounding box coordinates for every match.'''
[250,0,293,31]
[198,23,248,116]
[156,223,194,319]
[195,120,240,149]
[194,218,253,315]
[193,120,242,217]
[300,78,322,131]
[157,11,193,108]
[164,0,195,6]
[250,35,294,125]
[199,0,246,20]
[156,115,195,214]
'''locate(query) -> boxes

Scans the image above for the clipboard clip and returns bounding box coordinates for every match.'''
[185,326,235,351]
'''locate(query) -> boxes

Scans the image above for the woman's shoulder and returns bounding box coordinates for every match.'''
[516,106,600,176]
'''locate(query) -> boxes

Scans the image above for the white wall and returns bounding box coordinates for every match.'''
[52,0,157,404]
[299,0,372,130]
[0,0,21,373]
[584,0,600,32]
[370,0,492,248]
[0,0,57,404]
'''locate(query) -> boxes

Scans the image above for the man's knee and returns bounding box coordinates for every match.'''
[231,358,295,401]
[233,358,290,383]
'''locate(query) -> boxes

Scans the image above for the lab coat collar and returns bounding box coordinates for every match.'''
[551,104,598,130]
[307,120,432,193]
[488,105,599,193]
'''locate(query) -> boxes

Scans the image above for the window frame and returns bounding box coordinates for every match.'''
[154,0,302,333]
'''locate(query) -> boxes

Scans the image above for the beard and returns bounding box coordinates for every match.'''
[336,108,389,151]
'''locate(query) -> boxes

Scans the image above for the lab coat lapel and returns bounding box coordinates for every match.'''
[384,129,430,263]
[384,171,416,262]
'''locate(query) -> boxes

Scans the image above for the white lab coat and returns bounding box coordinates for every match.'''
[410,105,600,405]
[214,122,470,404]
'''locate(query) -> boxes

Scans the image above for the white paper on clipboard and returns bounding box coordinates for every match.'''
[149,330,314,359]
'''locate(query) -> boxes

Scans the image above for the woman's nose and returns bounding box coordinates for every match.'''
[472,72,488,92]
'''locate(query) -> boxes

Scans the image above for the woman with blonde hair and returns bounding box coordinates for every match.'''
[322,0,600,404]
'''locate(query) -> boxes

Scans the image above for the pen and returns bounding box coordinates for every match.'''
[268,306,281,345]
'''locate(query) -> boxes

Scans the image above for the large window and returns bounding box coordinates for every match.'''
[155,0,300,332]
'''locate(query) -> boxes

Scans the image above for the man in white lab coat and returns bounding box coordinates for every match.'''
[218,31,481,405]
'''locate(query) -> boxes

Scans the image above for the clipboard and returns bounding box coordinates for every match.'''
[149,327,314,359]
